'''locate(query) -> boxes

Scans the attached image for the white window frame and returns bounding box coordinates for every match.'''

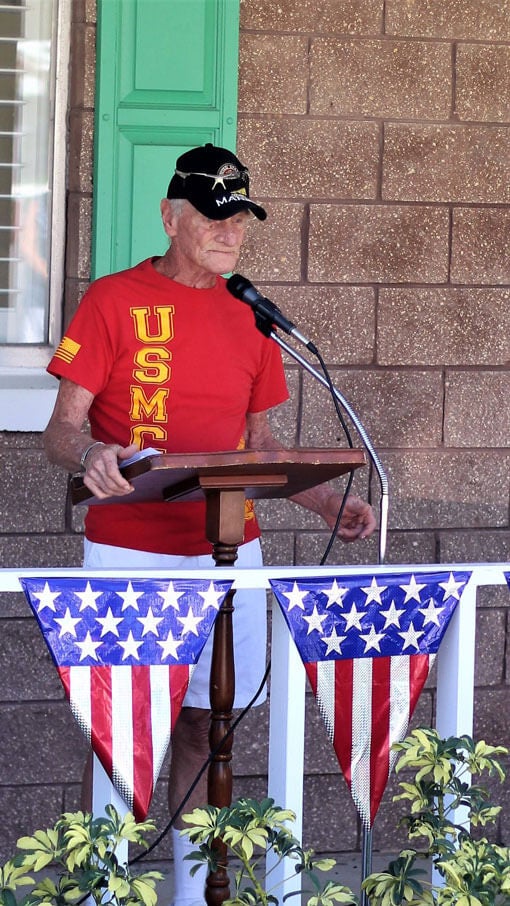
[0,0,70,430]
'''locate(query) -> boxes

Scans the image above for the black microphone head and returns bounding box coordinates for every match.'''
[226,273,260,304]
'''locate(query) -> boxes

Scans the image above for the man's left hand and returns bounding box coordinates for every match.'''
[323,492,377,542]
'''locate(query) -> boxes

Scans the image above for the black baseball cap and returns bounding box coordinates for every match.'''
[166,143,267,221]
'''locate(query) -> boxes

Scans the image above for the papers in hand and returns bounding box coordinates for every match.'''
[120,447,162,468]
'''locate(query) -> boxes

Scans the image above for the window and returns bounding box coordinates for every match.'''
[0,0,69,429]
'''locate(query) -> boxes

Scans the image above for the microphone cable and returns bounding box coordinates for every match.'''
[131,285,386,862]
[307,343,359,566]
[129,659,272,865]
[225,272,388,563]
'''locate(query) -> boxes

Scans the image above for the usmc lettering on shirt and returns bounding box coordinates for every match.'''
[129,305,174,448]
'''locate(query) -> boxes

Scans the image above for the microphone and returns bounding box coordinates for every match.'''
[226,273,316,351]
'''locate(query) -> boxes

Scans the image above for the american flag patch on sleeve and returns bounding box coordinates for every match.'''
[53,336,81,363]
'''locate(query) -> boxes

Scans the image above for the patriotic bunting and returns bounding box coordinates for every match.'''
[21,576,232,820]
[270,570,471,828]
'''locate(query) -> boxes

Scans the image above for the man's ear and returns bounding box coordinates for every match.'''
[161,198,179,238]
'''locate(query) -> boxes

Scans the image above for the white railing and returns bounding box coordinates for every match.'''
[1,562,508,890]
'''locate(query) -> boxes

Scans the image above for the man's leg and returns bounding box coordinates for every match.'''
[169,707,211,906]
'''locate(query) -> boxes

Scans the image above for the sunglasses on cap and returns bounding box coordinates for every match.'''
[174,168,249,189]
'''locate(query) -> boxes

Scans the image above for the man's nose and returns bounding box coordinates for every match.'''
[215,221,243,245]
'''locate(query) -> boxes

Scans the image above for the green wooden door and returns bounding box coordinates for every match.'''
[93,0,240,278]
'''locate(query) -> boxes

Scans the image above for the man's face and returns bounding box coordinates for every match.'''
[163,200,250,281]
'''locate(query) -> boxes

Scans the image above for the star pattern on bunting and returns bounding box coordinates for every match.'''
[157,582,185,611]
[54,607,81,637]
[321,626,347,655]
[419,598,445,626]
[400,575,427,603]
[21,577,232,666]
[380,600,405,628]
[439,572,467,600]
[283,582,309,611]
[198,581,225,611]
[269,570,471,664]
[32,582,60,613]
[96,607,123,638]
[75,581,103,612]
[303,605,328,635]
[324,579,349,607]
[117,581,144,612]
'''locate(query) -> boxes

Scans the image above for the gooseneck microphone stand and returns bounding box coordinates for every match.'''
[265,326,389,566]
[226,274,389,897]
[270,327,388,901]
[246,300,389,902]
[225,273,389,564]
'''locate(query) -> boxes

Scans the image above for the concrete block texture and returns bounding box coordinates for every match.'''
[240,0,383,34]
[239,35,308,114]
[444,371,510,447]
[377,288,510,366]
[68,110,94,195]
[237,202,304,281]
[474,688,510,744]
[0,785,65,864]
[303,773,359,852]
[258,286,376,365]
[451,208,510,284]
[310,38,451,119]
[382,450,510,530]
[300,368,444,448]
[383,124,510,203]
[474,609,507,687]
[308,205,449,283]
[294,531,438,568]
[64,279,91,326]
[0,451,68,533]
[439,531,510,566]
[0,535,83,568]
[69,23,96,110]
[0,619,64,701]
[237,118,380,201]
[385,0,510,41]
[455,44,510,122]
[0,702,88,784]
[66,195,93,281]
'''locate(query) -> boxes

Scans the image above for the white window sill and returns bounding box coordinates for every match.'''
[0,368,58,431]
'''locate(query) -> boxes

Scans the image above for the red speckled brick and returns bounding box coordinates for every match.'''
[311,38,451,119]
[378,288,510,365]
[238,118,379,200]
[240,0,383,34]
[239,34,308,114]
[383,124,510,203]
[456,44,510,122]
[386,0,510,41]
[308,205,449,283]
[451,208,510,284]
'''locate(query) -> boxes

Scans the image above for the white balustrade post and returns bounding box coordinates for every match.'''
[266,594,306,897]
[433,574,478,887]
[92,755,129,865]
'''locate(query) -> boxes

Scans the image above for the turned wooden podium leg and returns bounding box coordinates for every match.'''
[204,488,246,906]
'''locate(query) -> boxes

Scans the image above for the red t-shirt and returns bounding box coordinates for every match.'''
[48,259,289,554]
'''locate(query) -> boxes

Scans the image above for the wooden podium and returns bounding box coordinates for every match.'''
[71,448,366,906]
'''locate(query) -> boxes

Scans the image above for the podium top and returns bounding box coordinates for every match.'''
[71,448,366,507]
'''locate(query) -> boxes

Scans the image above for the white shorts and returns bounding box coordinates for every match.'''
[83,537,267,709]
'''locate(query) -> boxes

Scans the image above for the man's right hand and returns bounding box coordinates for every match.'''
[82,442,139,499]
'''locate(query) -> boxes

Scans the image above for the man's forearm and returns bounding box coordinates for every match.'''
[43,419,94,473]
[289,481,336,516]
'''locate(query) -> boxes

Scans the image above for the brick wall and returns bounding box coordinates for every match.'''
[0,0,508,865]
[236,0,509,851]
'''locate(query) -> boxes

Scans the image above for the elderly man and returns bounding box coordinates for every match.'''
[43,143,376,906]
